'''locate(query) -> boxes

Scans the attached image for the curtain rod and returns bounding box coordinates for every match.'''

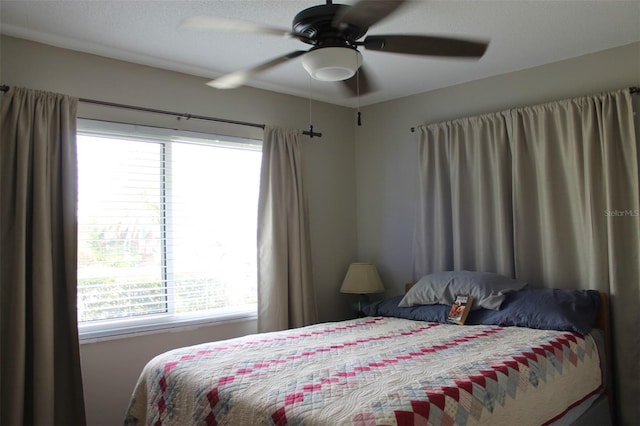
[409,86,640,133]
[0,84,322,138]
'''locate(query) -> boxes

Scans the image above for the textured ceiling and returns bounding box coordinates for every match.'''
[1,0,639,107]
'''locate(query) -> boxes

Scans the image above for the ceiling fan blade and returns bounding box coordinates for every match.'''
[341,65,377,97]
[180,15,292,37]
[206,51,306,89]
[334,0,408,30]
[363,35,489,58]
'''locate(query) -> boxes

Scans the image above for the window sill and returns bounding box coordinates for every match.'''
[79,311,257,344]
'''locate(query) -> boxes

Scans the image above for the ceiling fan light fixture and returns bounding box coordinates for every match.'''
[302,47,363,82]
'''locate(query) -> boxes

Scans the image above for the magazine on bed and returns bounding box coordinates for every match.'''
[448,295,474,324]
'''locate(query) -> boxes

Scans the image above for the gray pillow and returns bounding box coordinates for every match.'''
[398,271,527,310]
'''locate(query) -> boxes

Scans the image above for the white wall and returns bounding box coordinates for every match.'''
[355,42,640,296]
[1,35,359,425]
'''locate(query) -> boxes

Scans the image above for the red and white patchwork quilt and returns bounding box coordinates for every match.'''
[125,317,602,425]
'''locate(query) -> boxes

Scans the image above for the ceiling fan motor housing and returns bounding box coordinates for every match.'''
[294,3,366,81]
[292,3,368,48]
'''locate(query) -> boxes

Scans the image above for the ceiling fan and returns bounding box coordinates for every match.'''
[180,0,489,96]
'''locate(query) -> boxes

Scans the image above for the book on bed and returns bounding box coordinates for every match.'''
[447,294,473,324]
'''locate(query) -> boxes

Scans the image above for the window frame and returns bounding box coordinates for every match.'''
[76,119,260,341]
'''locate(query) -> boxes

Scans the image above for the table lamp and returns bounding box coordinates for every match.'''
[340,262,385,315]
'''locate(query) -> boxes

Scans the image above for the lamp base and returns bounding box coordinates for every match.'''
[350,294,371,317]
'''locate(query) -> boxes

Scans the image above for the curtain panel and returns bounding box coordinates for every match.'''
[1,87,86,425]
[507,92,639,424]
[414,113,515,277]
[257,126,317,332]
[413,89,639,424]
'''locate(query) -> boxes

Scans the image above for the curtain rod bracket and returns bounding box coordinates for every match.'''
[303,124,322,138]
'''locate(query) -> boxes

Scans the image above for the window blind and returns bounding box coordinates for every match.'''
[77,120,260,338]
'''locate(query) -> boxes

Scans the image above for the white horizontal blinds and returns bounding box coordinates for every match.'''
[167,141,260,314]
[77,121,260,328]
[77,136,165,321]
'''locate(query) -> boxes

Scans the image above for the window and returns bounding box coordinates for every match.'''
[76,120,261,339]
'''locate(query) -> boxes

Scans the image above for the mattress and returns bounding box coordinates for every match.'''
[125,317,602,425]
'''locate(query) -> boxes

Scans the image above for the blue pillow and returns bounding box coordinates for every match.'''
[466,288,601,335]
[363,295,450,323]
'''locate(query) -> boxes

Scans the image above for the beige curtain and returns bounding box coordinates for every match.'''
[257,126,317,332]
[413,89,639,424]
[1,87,86,425]
[507,91,639,425]
[413,113,514,276]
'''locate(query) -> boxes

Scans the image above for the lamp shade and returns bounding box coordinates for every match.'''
[301,47,363,82]
[340,263,385,294]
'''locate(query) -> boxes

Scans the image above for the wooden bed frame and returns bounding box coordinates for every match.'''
[594,292,614,418]
[404,283,613,417]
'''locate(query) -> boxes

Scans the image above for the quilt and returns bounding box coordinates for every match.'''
[125,317,602,425]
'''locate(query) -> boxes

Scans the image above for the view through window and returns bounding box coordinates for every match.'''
[76,121,261,338]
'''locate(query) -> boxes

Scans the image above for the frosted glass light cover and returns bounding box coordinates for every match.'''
[302,47,363,81]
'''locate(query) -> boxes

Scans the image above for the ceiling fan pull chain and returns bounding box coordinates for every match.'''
[308,75,315,137]
[356,68,362,127]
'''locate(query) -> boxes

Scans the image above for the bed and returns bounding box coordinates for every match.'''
[125,273,611,425]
